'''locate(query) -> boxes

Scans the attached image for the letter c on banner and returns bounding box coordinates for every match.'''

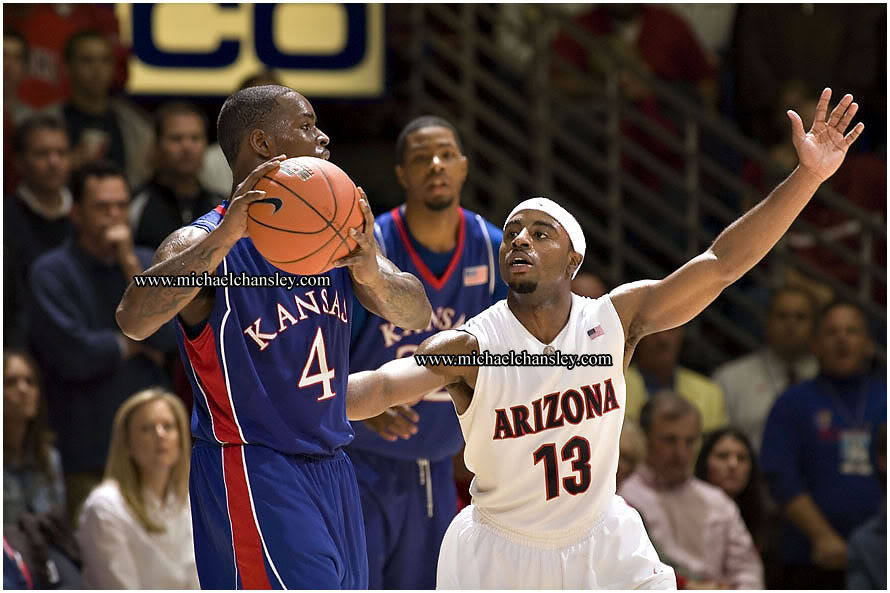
[132,3,240,68]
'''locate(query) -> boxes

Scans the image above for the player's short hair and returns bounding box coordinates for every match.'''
[63,30,109,63]
[70,160,128,204]
[639,390,700,435]
[154,101,207,139]
[816,299,870,333]
[395,115,463,164]
[217,84,295,166]
[13,113,68,154]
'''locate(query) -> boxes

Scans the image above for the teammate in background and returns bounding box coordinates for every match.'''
[115,85,432,588]
[348,116,507,589]
[346,88,865,588]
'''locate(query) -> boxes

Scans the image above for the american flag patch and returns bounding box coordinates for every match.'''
[463,265,489,287]
[587,325,605,340]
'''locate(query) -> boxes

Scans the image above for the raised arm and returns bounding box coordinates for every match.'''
[334,190,432,330]
[611,88,864,347]
[116,158,284,340]
[347,330,478,420]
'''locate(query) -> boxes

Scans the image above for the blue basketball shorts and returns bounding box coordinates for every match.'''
[189,441,368,589]
[348,448,457,589]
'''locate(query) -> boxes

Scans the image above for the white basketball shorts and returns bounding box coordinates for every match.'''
[436,495,676,589]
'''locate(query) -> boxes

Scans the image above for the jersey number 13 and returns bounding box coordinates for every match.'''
[533,437,592,500]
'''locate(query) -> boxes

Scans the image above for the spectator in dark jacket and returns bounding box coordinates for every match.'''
[28,160,176,521]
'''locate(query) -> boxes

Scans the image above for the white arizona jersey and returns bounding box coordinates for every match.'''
[457,293,626,541]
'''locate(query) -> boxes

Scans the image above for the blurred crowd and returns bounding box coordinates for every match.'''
[3,3,886,590]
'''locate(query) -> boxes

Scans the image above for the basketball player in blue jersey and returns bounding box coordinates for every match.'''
[348,116,507,589]
[115,85,432,589]
[345,88,865,588]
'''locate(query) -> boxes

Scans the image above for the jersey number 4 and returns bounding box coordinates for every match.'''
[299,327,336,401]
[533,437,592,500]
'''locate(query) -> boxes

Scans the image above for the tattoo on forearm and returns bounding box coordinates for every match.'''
[135,241,224,318]
[370,270,427,325]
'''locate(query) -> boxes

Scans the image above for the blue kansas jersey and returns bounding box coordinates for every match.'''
[176,202,354,456]
[350,206,505,461]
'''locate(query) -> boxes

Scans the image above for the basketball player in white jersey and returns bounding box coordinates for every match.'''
[346,88,864,588]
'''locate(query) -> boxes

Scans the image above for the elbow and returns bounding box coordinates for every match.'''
[116,302,149,341]
[402,280,433,330]
[707,248,744,287]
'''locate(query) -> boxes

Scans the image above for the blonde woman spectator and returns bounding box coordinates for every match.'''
[77,388,198,589]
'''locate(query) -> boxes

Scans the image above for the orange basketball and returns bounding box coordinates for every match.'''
[247,157,364,275]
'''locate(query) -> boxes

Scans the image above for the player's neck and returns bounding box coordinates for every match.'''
[507,289,573,345]
[403,203,461,253]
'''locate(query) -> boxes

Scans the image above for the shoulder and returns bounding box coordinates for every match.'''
[461,300,509,329]
[771,380,816,413]
[81,481,125,515]
[152,225,210,266]
[417,328,479,356]
[464,209,503,240]
[30,243,71,276]
[691,477,740,516]
[374,208,396,227]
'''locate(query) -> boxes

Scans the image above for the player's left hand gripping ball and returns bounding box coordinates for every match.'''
[333,189,381,286]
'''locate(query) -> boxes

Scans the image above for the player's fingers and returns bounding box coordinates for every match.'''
[787,110,806,143]
[844,121,865,147]
[349,227,371,247]
[358,195,373,230]
[376,428,398,442]
[236,190,268,204]
[836,102,858,132]
[240,155,286,190]
[332,254,362,268]
[813,87,832,125]
[386,415,418,437]
[827,93,853,128]
[394,404,420,423]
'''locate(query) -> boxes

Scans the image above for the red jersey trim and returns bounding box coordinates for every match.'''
[391,207,466,291]
[182,321,243,444]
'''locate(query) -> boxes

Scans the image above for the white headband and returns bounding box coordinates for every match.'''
[504,197,586,279]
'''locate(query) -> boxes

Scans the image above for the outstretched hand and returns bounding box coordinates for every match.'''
[788,87,864,183]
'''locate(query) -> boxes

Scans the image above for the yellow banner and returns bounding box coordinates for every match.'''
[115,3,383,96]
